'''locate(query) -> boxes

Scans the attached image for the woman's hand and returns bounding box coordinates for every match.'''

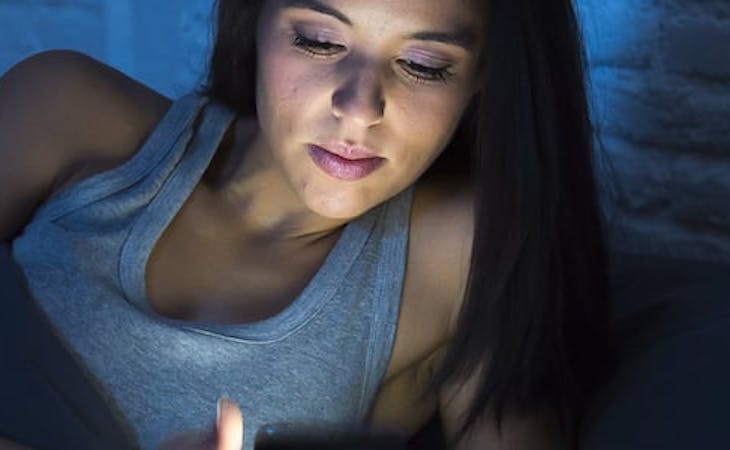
[158,397,244,450]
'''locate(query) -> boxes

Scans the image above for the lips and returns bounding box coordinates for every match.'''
[307,144,385,181]
[318,141,380,160]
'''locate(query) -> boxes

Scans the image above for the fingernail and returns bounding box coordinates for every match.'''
[217,395,232,426]
[217,397,224,428]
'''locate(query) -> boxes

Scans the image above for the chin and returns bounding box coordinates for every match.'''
[307,197,372,220]
[302,185,382,220]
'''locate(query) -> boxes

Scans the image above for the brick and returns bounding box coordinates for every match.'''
[601,135,730,241]
[602,137,680,215]
[684,87,730,155]
[576,0,660,68]
[607,214,730,263]
[653,0,730,21]
[660,18,730,78]
[590,68,730,156]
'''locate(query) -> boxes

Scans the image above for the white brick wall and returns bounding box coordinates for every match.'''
[580,0,730,261]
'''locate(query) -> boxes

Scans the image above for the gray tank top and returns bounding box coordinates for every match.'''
[11,94,413,450]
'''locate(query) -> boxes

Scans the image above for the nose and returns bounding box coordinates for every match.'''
[331,64,385,128]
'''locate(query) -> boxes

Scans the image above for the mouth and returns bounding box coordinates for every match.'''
[307,144,385,181]
[318,141,381,160]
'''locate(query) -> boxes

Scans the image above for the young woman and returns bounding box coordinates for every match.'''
[0,0,612,449]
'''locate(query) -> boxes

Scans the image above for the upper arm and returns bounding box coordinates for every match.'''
[408,177,475,336]
[411,180,565,449]
[439,373,566,450]
[368,179,475,433]
[0,50,170,241]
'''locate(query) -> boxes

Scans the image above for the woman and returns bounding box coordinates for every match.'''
[0,0,611,449]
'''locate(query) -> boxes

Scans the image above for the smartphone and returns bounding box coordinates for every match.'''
[254,423,408,450]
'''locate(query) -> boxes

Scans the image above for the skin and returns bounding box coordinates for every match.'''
[0,0,564,448]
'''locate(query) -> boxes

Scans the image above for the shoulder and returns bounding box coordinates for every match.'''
[0,50,170,238]
[377,178,568,447]
[381,174,476,375]
[382,175,475,376]
[368,176,475,431]
[12,50,170,185]
[1,50,171,154]
[407,174,475,334]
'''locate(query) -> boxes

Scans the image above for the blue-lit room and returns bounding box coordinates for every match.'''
[1,1,729,449]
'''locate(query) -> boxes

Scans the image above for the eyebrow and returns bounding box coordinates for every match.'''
[281,0,477,51]
[282,0,352,25]
[405,30,476,51]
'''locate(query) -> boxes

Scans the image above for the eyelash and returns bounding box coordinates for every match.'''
[290,33,455,84]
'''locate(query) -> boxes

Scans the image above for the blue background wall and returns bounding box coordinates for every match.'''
[1,0,729,261]
[575,0,730,261]
[0,0,214,97]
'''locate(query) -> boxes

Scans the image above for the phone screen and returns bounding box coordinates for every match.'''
[254,423,408,450]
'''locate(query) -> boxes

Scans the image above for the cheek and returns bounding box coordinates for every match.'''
[392,90,468,170]
[257,54,337,148]
[258,36,329,112]
[257,53,299,124]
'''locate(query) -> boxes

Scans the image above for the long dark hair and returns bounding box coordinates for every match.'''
[204,0,614,446]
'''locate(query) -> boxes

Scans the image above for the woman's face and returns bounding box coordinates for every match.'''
[255,0,483,219]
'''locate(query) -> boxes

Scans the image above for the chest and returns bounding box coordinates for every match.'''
[143,187,338,324]
[142,181,460,412]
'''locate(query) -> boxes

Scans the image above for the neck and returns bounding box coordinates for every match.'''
[205,117,349,247]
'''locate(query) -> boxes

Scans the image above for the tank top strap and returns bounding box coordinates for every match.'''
[119,97,237,309]
[31,93,211,221]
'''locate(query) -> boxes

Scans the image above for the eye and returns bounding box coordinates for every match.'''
[397,59,455,84]
[291,32,345,57]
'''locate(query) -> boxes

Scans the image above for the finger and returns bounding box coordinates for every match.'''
[216,397,244,450]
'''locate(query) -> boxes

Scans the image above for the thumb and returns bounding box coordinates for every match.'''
[216,397,244,450]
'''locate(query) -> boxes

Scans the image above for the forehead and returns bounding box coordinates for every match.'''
[269,0,485,32]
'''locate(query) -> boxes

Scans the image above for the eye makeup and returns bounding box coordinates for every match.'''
[289,28,457,85]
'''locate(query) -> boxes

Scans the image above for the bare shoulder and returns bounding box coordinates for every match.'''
[387,174,476,376]
[408,175,475,333]
[374,178,566,448]
[368,176,475,432]
[0,50,170,239]
[0,50,171,156]
[386,175,475,374]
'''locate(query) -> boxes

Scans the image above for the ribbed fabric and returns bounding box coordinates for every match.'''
[11,93,413,450]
